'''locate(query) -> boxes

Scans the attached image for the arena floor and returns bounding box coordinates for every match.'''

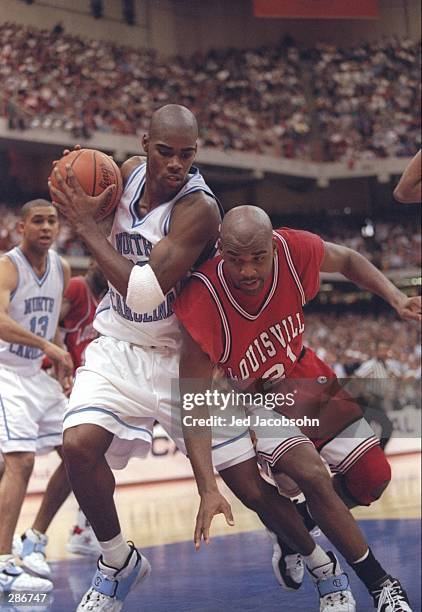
[10,453,421,612]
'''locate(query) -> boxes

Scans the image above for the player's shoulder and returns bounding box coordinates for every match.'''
[172,189,221,226]
[121,156,146,185]
[0,253,19,289]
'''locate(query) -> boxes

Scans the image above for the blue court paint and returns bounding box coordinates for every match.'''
[42,519,420,611]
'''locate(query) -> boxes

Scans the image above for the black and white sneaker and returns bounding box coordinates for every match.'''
[267,530,304,591]
[370,576,412,612]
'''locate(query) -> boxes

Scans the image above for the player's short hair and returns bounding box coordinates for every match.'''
[20,199,56,220]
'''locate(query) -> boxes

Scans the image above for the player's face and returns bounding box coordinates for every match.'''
[142,131,197,196]
[221,238,275,295]
[20,206,59,252]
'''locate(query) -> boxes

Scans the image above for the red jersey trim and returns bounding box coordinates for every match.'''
[216,253,279,321]
[273,232,306,306]
[190,271,232,363]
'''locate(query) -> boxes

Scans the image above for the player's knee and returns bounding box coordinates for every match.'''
[235,481,267,512]
[4,452,35,480]
[63,427,98,470]
[284,462,331,497]
[342,445,391,506]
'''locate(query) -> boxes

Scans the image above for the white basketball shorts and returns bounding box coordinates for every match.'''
[64,336,260,471]
[0,365,67,454]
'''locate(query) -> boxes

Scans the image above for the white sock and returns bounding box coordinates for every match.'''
[99,533,131,570]
[304,545,332,571]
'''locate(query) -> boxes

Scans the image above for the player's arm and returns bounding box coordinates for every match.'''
[320,242,421,321]
[53,257,73,393]
[393,150,421,203]
[180,325,234,549]
[0,257,73,370]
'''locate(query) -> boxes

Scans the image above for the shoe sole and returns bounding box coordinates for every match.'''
[267,532,303,591]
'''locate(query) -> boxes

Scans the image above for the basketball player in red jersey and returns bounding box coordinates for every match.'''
[174,206,419,612]
[62,262,107,556]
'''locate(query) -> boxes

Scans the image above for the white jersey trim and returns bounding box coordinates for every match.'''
[191,272,232,364]
[273,232,306,306]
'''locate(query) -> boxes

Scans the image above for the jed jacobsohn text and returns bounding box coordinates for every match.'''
[183,414,320,428]
[182,389,295,411]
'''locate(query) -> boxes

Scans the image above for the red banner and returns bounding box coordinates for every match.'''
[254,0,379,19]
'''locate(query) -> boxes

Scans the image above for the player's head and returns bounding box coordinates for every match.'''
[219,205,275,295]
[376,340,390,361]
[18,199,59,253]
[142,104,198,196]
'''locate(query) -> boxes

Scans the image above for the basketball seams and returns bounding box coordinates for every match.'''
[92,150,97,197]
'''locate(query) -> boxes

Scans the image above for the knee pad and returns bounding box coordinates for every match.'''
[342,445,391,506]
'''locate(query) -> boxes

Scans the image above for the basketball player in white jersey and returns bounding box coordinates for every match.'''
[0,199,73,594]
[51,106,358,612]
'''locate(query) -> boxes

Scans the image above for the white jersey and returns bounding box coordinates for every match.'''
[94,162,217,348]
[0,247,64,376]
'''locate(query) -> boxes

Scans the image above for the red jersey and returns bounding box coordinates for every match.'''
[175,228,324,384]
[174,228,363,440]
[61,276,100,372]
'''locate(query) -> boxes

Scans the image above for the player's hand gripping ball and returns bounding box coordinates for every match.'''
[49,148,123,221]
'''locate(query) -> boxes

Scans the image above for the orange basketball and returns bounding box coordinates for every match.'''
[50,148,123,221]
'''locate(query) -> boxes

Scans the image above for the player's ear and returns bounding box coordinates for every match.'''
[217,238,222,256]
[142,134,149,154]
[16,219,25,235]
[272,237,277,253]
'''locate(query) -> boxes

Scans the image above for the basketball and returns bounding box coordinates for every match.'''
[49,148,123,221]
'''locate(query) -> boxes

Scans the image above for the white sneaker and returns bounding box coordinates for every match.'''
[67,525,101,557]
[308,551,356,612]
[267,530,304,590]
[12,529,51,579]
[77,543,151,611]
[0,558,53,592]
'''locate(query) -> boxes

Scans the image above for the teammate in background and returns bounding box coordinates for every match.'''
[62,261,107,556]
[0,200,73,593]
[393,150,421,203]
[50,105,363,612]
[15,261,108,559]
[174,206,419,612]
[353,341,397,451]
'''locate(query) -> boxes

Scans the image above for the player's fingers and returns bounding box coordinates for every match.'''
[194,520,203,550]
[48,183,69,206]
[65,164,84,194]
[222,503,234,526]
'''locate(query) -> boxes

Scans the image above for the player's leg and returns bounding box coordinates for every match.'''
[63,337,154,610]
[0,369,53,593]
[216,442,356,611]
[0,451,35,554]
[13,447,72,578]
[319,426,410,609]
[319,421,391,509]
[32,447,71,534]
[63,423,119,540]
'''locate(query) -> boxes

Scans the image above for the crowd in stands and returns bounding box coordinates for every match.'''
[1,22,420,161]
[1,202,420,271]
[313,39,421,161]
[306,312,421,382]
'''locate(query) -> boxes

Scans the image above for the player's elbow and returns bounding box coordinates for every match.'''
[393,185,420,204]
[393,186,410,203]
